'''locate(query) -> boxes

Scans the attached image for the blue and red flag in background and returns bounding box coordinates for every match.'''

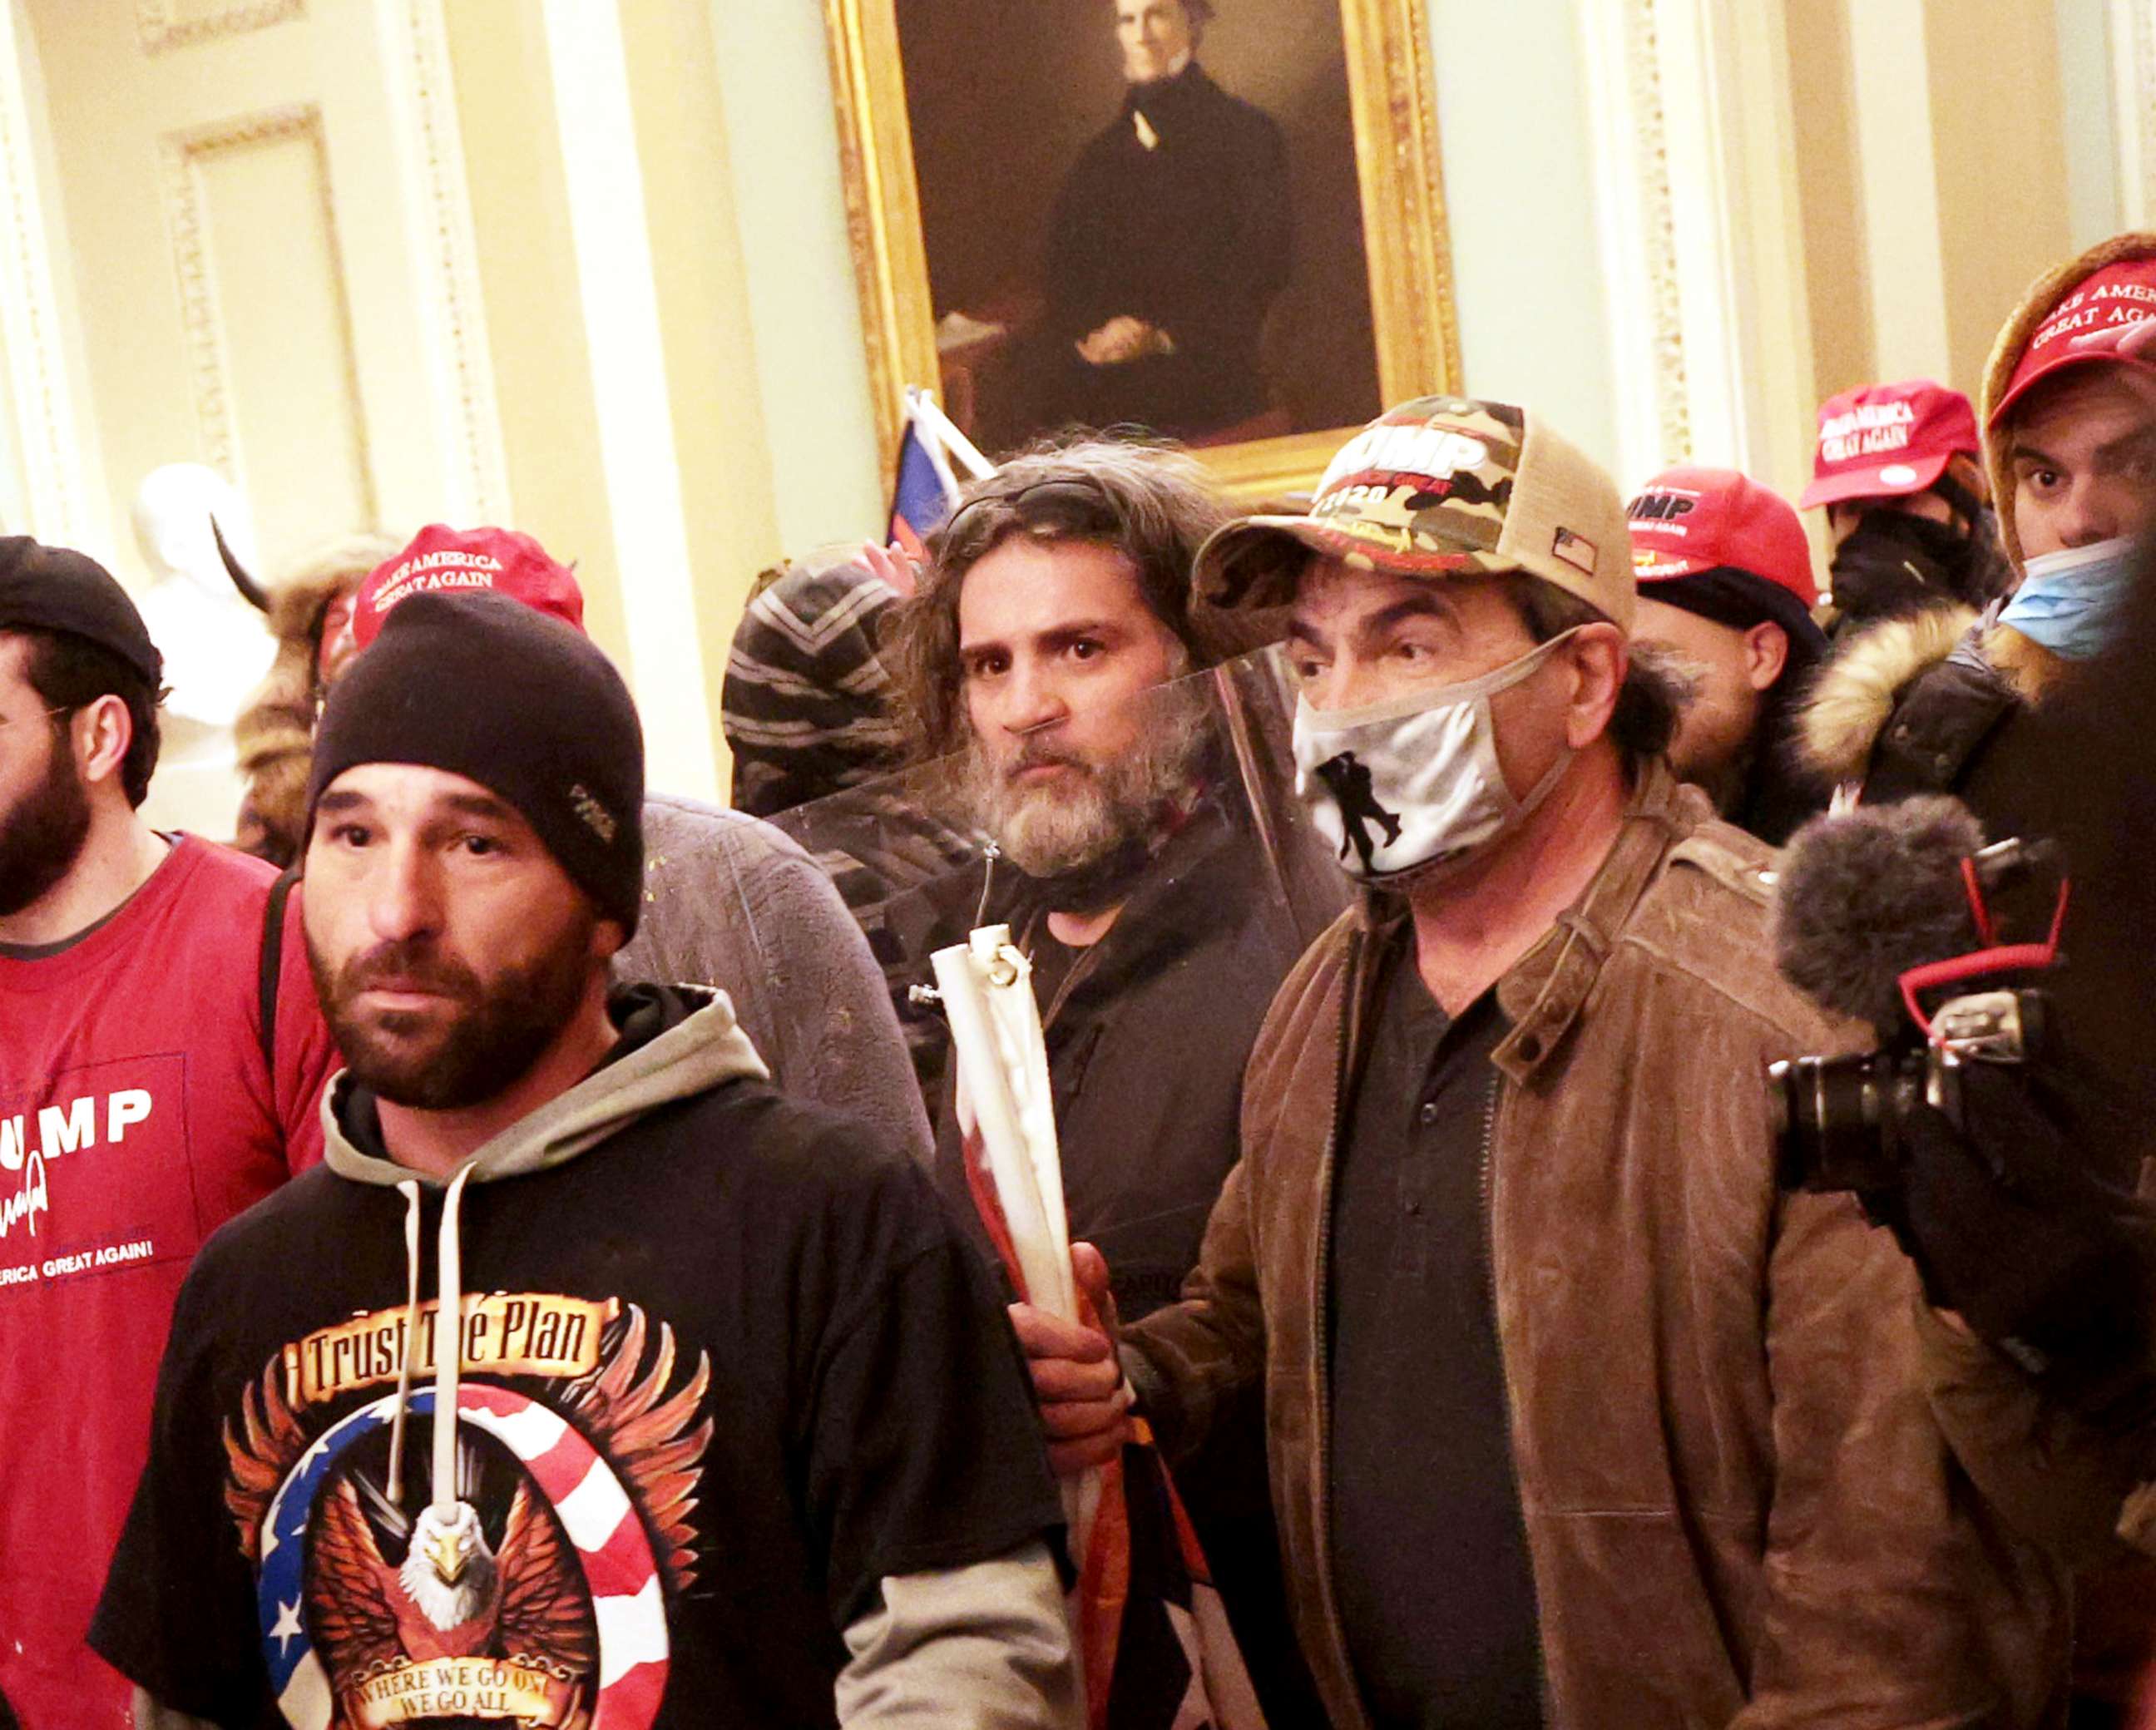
[888,389,966,560]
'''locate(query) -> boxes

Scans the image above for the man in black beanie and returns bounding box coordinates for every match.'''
[344,525,934,1164]
[94,591,1082,1729]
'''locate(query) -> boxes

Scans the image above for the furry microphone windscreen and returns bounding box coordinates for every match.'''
[1771,796,1988,1033]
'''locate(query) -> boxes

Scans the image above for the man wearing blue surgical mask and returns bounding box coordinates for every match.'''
[1799,235,2156,1725]
[1007,396,2067,1728]
[1802,234,2156,838]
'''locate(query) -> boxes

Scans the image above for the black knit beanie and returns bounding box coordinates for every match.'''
[305,590,645,933]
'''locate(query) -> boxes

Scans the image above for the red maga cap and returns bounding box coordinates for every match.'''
[1797,381,1978,510]
[1990,254,2156,428]
[1628,466,1817,608]
[354,525,585,650]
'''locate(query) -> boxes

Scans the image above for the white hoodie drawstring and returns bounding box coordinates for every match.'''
[384,1179,423,1509]
[384,1164,475,1511]
[430,1163,475,1513]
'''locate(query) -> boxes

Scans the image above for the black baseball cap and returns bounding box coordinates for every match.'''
[0,536,163,686]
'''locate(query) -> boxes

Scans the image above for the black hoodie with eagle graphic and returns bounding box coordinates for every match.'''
[90,987,1072,1729]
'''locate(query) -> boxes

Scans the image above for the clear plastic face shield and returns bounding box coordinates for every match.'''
[764,641,1352,1073]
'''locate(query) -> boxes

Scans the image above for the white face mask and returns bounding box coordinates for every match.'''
[1292,632,1578,882]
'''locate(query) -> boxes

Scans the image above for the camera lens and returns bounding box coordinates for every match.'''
[1768,1053,1897,1194]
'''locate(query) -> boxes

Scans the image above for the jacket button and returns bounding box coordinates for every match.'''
[1418,1101,1439,1126]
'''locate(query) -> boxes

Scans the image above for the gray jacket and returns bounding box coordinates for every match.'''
[616,793,931,1164]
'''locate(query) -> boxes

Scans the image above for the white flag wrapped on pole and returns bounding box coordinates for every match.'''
[932,925,1073,1317]
[931,925,1266,1730]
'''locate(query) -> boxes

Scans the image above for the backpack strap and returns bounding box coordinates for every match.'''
[259,866,300,1073]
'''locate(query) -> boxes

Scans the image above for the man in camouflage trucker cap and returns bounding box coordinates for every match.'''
[1010,398,2066,1727]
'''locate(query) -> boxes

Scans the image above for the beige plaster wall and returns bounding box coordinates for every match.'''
[443,0,881,798]
[442,0,630,685]
[1786,0,1876,402]
[1925,0,2074,394]
[616,0,781,787]
[1788,0,2079,412]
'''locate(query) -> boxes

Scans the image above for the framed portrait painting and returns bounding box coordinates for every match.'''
[828,0,1462,499]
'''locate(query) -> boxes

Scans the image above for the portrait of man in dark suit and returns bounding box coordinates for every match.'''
[898,0,1382,453]
[1030,0,1292,441]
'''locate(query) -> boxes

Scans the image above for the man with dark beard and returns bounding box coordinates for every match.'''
[93,591,1080,1730]
[888,440,1334,1721]
[890,442,1325,1319]
[0,539,338,1728]
[344,525,933,1165]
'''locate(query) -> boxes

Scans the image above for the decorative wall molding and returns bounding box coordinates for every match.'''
[377,0,509,521]
[0,11,93,544]
[1622,0,1691,464]
[136,0,304,57]
[1580,0,1816,486]
[2111,0,2156,227]
[1580,0,1693,477]
[157,102,363,502]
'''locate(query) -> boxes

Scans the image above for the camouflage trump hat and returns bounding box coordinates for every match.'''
[1193,396,1636,633]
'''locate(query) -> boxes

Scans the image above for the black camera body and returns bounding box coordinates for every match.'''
[1769,987,2048,1198]
[1770,808,2156,1412]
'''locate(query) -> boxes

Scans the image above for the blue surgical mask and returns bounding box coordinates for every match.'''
[1999,536,2139,659]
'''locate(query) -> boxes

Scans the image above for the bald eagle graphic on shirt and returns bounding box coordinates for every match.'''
[223,1300,709,1730]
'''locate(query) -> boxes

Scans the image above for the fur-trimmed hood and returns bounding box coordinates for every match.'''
[1801,604,2073,785]
[1980,230,2156,571]
[231,533,400,863]
[1801,604,1978,785]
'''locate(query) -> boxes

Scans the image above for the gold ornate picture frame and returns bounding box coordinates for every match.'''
[826,0,1462,500]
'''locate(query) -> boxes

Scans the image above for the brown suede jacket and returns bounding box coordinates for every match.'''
[1124,760,2069,1728]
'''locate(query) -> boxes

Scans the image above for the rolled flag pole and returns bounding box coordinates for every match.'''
[930,927,1076,1320]
[932,925,1265,1729]
[932,926,1093,1587]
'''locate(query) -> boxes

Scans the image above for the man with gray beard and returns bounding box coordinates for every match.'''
[888,441,1334,1722]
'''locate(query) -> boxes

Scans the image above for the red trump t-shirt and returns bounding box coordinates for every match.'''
[0,836,335,1728]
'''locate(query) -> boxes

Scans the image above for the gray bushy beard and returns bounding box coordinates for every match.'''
[307,917,596,1111]
[0,731,91,918]
[957,676,1210,880]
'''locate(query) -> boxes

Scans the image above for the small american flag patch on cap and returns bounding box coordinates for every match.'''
[1551,527,1597,576]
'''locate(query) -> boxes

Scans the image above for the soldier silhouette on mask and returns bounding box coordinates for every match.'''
[1315,750,1401,874]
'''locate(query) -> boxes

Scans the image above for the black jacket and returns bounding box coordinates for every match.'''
[932,795,1313,1322]
[1798,601,2061,847]
[1858,630,2019,808]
